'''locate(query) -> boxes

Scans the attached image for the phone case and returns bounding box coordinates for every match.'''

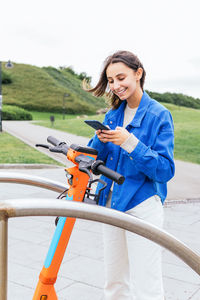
[84,120,109,130]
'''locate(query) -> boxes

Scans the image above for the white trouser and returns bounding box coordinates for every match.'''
[103,195,164,300]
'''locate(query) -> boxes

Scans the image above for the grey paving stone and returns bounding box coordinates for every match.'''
[74,219,102,234]
[186,241,200,254]
[28,251,78,271]
[8,262,40,289]
[8,259,73,295]
[162,249,190,268]
[164,277,200,300]
[54,276,74,293]
[163,262,200,285]
[69,227,103,248]
[164,211,200,226]
[59,256,105,289]
[39,227,104,261]
[8,240,49,267]
[165,226,200,248]
[61,240,104,261]
[57,282,103,300]
[8,282,34,300]
[189,287,200,299]
[9,216,48,230]
[8,225,51,244]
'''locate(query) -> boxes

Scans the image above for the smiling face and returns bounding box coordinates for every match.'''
[106,62,143,106]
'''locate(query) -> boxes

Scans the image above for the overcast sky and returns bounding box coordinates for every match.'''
[1,0,200,98]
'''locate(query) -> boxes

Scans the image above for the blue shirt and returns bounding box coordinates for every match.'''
[88,91,175,212]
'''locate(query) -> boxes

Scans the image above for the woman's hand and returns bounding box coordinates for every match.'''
[96,129,107,143]
[97,127,131,145]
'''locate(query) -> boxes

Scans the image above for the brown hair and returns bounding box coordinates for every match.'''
[86,50,146,109]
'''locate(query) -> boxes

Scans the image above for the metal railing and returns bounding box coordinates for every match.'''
[0,172,68,193]
[0,173,200,299]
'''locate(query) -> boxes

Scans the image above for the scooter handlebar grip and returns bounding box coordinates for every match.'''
[47,136,61,146]
[95,163,125,185]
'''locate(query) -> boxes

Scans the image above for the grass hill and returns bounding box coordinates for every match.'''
[2,62,106,114]
[2,61,200,114]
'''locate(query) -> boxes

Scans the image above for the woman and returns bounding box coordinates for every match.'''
[87,50,175,300]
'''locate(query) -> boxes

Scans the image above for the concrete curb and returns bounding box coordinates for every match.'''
[0,164,62,169]
[165,197,200,206]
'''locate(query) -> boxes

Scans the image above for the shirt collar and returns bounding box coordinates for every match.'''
[130,91,151,127]
[107,91,151,128]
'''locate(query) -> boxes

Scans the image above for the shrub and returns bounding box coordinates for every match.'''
[2,71,12,84]
[2,105,33,120]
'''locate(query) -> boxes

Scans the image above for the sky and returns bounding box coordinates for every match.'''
[1,0,200,98]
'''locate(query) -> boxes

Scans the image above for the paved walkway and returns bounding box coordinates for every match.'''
[1,120,200,299]
[3,120,89,166]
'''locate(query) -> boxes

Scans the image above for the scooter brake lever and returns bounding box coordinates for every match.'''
[35,144,50,149]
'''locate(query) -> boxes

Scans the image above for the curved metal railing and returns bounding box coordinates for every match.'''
[1,198,200,274]
[0,172,68,193]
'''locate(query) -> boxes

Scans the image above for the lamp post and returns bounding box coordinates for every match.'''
[63,93,69,120]
[0,60,14,132]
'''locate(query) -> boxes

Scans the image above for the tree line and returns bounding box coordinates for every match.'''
[147,90,200,109]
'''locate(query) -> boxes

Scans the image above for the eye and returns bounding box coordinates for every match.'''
[118,77,125,81]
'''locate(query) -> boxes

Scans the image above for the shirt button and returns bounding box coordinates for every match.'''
[110,157,113,160]
[130,157,133,160]
[110,121,113,124]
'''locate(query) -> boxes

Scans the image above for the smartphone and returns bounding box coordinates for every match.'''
[84,120,110,131]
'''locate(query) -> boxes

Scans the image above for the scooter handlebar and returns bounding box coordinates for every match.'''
[46,136,125,185]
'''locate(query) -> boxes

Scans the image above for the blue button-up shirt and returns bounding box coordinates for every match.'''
[88,91,175,212]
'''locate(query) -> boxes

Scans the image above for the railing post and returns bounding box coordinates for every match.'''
[0,215,8,300]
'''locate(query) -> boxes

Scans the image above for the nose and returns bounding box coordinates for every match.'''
[113,80,120,90]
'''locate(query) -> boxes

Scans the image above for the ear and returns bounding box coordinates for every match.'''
[136,67,143,80]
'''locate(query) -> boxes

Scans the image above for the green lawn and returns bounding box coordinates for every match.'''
[35,104,200,165]
[171,107,200,164]
[1,104,199,165]
[30,111,78,121]
[36,114,104,138]
[0,132,62,165]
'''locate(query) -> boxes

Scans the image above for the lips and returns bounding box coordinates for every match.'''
[115,88,127,96]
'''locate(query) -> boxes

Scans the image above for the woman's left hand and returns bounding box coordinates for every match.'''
[99,127,131,146]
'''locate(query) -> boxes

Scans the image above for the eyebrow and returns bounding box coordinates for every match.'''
[107,73,126,79]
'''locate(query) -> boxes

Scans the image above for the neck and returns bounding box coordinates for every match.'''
[127,87,143,108]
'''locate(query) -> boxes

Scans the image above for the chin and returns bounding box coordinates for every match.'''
[119,96,127,101]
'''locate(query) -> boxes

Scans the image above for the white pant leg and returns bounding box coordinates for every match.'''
[103,195,164,300]
[126,195,165,300]
[103,192,131,300]
[103,224,131,300]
